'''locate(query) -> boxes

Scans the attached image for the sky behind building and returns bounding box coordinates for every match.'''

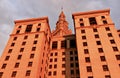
[0,0,120,56]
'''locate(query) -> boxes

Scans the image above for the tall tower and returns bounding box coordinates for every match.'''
[72,9,120,78]
[0,17,51,78]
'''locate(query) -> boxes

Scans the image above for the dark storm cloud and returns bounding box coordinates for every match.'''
[0,0,120,55]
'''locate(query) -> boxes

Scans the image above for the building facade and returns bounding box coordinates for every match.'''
[0,9,120,78]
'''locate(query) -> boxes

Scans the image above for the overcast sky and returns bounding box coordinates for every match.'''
[0,0,120,56]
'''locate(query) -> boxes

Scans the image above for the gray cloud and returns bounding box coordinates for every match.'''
[0,0,120,56]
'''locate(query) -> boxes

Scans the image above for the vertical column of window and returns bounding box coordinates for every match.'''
[89,17,97,25]
[52,41,58,49]
[61,40,67,49]
[16,25,22,34]
[36,23,41,32]
[25,24,33,33]
[79,18,84,27]
[101,16,108,24]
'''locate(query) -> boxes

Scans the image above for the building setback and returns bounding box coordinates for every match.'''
[0,9,120,78]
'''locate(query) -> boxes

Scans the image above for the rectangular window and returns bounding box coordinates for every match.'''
[14,63,19,68]
[105,75,111,78]
[35,34,39,38]
[61,40,67,49]
[70,51,73,55]
[95,34,99,38]
[81,30,85,33]
[93,28,98,32]
[89,17,97,25]
[102,65,109,71]
[28,62,33,67]
[62,71,66,75]
[16,30,20,34]
[17,55,22,60]
[20,48,24,52]
[55,52,58,56]
[88,76,93,78]
[80,18,83,21]
[116,55,120,60]
[62,58,66,61]
[26,70,31,76]
[8,49,12,53]
[107,33,113,37]
[53,71,57,75]
[54,58,57,62]
[96,41,101,45]
[70,63,74,67]
[71,70,74,75]
[54,64,57,68]
[49,65,52,69]
[52,41,58,49]
[0,72,3,78]
[62,64,65,68]
[50,58,53,62]
[110,40,115,44]
[103,20,108,24]
[83,42,88,46]
[84,49,89,54]
[50,53,53,56]
[24,35,28,39]
[85,57,90,62]
[1,64,7,69]
[25,24,33,32]
[100,56,106,61]
[76,63,79,67]
[33,40,37,44]
[70,40,76,48]
[98,48,104,53]
[75,56,78,61]
[36,28,40,32]
[48,71,52,76]
[13,37,17,41]
[11,71,17,77]
[62,52,65,55]
[76,69,80,75]
[80,23,84,26]
[5,56,10,61]
[86,66,92,72]
[113,47,118,51]
[105,27,110,31]
[70,57,73,61]
[82,36,86,39]
[22,42,26,45]
[30,54,34,58]
[32,47,36,51]
[11,43,15,47]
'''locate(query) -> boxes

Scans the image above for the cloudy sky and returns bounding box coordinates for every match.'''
[0,0,120,56]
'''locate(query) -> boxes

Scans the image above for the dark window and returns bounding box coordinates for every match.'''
[81,30,85,33]
[62,58,66,61]
[49,65,52,69]
[70,40,76,48]
[26,70,31,76]
[101,16,105,19]
[103,20,108,24]
[50,59,53,62]
[62,71,66,75]
[20,48,24,52]
[48,71,51,76]
[74,51,78,55]
[102,65,109,71]
[80,23,84,26]
[61,40,67,49]
[24,35,28,39]
[11,43,15,46]
[100,56,106,61]
[17,55,22,60]
[85,57,90,62]
[71,70,74,75]
[1,64,7,69]
[54,64,57,68]
[75,56,78,61]
[50,53,53,56]
[36,28,40,32]
[25,24,33,32]
[32,47,36,51]
[107,33,113,37]
[82,36,86,39]
[35,34,39,38]
[76,63,79,67]
[113,47,118,51]
[105,75,111,78]
[110,40,115,44]
[88,76,93,78]
[98,48,104,53]
[30,54,34,58]
[18,26,21,28]
[80,18,83,21]
[89,17,97,25]
[55,52,58,56]
[22,42,26,45]
[116,55,120,60]
[86,66,92,72]
[62,64,65,68]
[13,37,17,41]
[5,56,10,61]
[28,62,33,67]
[70,63,74,67]
[11,71,17,77]
[53,71,57,75]
[83,42,87,46]
[93,28,98,32]
[52,41,57,49]
[84,49,89,54]
[105,27,110,31]
[54,58,57,62]
[76,69,80,75]
[38,23,41,26]
[0,72,3,78]
[96,41,101,45]
[62,52,65,55]
[8,49,12,53]
[16,30,20,34]
[95,34,99,38]
[33,40,37,44]
[14,63,19,68]
[70,51,73,55]
[70,57,73,61]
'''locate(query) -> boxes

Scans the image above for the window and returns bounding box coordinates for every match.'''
[18,25,22,28]
[32,47,36,51]
[20,48,24,52]
[22,42,26,45]
[53,71,57,75]
[62,71,66,75]
[101,16,105,19]
[25,24,33,32]
[30,54,34,58]
[105,75,111,78]
[50,53,53,56]
[110,40,115,44]
[80,23,84,26]
[96,41,101,45]
[88,76,93,78]
[49,65,52,69]
[86,66,92,72]
[102,65,109,71]
[70,51,73,55]
[82,36,86,39]
[76,69,80,75]
[81,30,85,33]
[1,64,7,69]
[33,40,37,44]
[0,72,3,77]
[11,71,17,77]
[93,28,98,32]
[52,41,57,49]
[11,43,15,46]
[103,20,108,24]
[89,17,97,25]
[50,59,53,62]
[62,58,66,61]
[48,71,51,76]
[71,70,74,75]
[17,55,22,60]
[24,35,28,39]
[84,49,89,54]
[80,18,83,21]
[76,63,79,67]
[113,47,118,51]
[70,57,73,61]
[107,33,112,37]
[83,42,87,46]
[55,52,58,56]
[94,34,99,38]
[35,34,39,38]
[38,23,41,26]
[116,55,120,60]
[61,40,67,49]
[70,40,76,48]
[75,56,78,61]
[85,57,90,62]
[28,62,33,67]
[100,56,106,61]
[54,58,57,62]
[5,56,10,61]
[26,70,31,76]
[70,63,74,67]
[105,27,110,31]
[54,64,57,68]
[36,28,40,32]
[62,52,65,55]
[62,64,65,68]
[74,51,78,55]
[98,48,104,53]
[14,63,19,68]
[8,49,12,53]
[13,37,17,41]
[16,30,20,34]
